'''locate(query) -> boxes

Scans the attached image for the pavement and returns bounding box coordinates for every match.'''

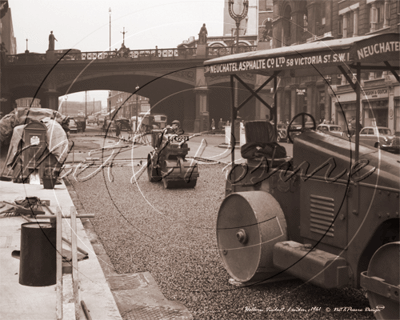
[0,127,292,320]
[0,177,192,319]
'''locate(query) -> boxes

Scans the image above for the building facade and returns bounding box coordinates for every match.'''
[271,0,400,133]
[107,91,150,120]
[0,2,16,116]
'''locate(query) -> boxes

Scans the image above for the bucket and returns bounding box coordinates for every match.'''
[19,222,57,286]
[43,178,57,189]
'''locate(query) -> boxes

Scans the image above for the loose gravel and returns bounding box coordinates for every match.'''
[67,164,375,320]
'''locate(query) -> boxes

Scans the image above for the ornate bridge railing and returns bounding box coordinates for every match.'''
[206,45,257,57]
[6,45,258,64]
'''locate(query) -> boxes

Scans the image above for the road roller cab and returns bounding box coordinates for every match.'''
[206,33,400,319]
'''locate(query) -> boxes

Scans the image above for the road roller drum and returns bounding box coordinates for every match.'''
[360,242,400,320]
[216,191,287,283]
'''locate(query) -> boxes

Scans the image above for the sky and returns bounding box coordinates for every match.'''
[9,0,226,106]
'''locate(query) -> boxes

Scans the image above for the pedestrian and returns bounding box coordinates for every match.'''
[218,118,224,130]
[48,31,57,51]
[211,118,215,131]
[115,121,121,138]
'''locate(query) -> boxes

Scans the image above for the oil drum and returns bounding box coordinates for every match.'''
[217,191,287,283]
[19,222,57,286]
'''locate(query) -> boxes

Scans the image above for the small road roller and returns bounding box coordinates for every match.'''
[147,129,199,189]
[204,33,400,320]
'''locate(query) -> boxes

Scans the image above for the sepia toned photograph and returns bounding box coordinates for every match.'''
[0,1,399,319]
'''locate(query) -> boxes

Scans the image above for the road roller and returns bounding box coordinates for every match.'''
[204,33,400,320]
[217,116,399,320]
[147,129,199,189]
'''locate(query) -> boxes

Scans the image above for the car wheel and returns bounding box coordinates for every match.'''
[375,143,381,149]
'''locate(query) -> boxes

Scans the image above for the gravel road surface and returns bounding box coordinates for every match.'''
[67,164,375,320]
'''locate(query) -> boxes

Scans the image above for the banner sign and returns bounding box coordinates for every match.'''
[355,40,399,61]
[205,51,350,75]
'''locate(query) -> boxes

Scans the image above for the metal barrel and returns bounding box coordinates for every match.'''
[19,222,57,286]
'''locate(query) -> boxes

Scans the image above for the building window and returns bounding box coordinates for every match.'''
[369,0,386,32]
[316,2,326,35]
[303,13,308,32]
[338,15,343,37]
[347,12,354,37]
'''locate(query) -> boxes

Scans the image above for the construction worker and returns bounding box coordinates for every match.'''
[169,120,184,135]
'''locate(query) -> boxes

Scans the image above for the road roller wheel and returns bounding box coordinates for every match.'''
[217,191,287,283]
[147,156,162,182]
[162,178,197,189]
[363,241,399,320]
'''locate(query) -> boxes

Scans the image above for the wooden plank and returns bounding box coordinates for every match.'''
[56,207,63,320]
[71,206,81,320]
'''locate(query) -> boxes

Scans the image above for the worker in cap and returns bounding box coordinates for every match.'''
[170,120,184,135]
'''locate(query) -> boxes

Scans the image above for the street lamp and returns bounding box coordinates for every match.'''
[135,85,139,132]
[109,8,111,52]
[228,0,248,148]
[228,0,249,53]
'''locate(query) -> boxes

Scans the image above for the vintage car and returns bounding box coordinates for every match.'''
[86,115,97,125]
[358,126,396,149]
[68,118,78,134]
[316,124,344,136]
[380,134,400,154]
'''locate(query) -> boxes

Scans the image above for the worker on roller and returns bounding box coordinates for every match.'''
[166,120,184,135]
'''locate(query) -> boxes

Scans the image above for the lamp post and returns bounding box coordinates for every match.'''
[109,8,111,52]
[135,85,139,132]
[228,0,249,54]
[228,0,248,148]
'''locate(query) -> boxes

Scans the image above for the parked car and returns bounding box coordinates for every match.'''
[316,124,344,137]
[380,134,400,154]
[288,121,315,142]
[358,126,398,151]
[87,115,97,125]
[68,118,78,134]
[97,115,106,126]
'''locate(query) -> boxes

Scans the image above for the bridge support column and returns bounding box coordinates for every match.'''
[0,91,15,116]
[182,92,196,133]
[193,87,209,133]
[41,89,60,111]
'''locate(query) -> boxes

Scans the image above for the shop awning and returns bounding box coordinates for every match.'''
[204,33,400,78]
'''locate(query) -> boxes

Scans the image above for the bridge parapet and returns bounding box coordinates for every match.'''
[6,45,257,64]
[206,45,257,57]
